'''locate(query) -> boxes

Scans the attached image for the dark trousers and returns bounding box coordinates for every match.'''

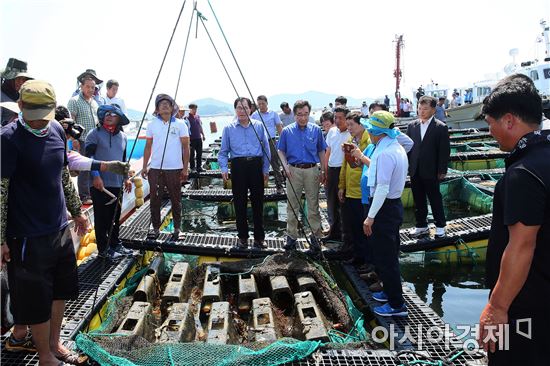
[326,167,342,237]
[91,186,122,254]
[269,138,284,187]
[488,309,549,366]
[231,157,265,241]
[369,198,404,309]
[149,169,182,231]
[342,198,371,263]
[190,138,203,170]
[410,175,446,228]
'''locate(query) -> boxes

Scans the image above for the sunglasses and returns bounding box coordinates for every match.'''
[105,112,119,117]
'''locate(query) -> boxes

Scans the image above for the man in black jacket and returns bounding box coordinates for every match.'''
[478,74,549,366]
[406,96,450,238]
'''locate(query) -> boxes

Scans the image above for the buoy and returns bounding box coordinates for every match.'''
[77,259,82,266]
[135,187,144,198]
[77,247,87,260]
[88,230,96,243]
[136,197,144,207]
[133,177,143,188]
[85,243,97,256]
[210,120,217,133]
[80,233,90,247]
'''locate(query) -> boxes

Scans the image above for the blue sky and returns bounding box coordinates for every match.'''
[2,0,550,112]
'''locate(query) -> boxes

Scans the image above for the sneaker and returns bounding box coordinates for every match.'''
[236,238,248,249]
[112,245,133,256]
[372,291,388,302]
[373,303,408,317]
[409,227,429,237]
[435,227,446,238]
[253,240,267,249]
[147,229,160,239]
[171,230,182,240]
[107,248,123,260]
[5,331,36,353]
[283,236,297,251]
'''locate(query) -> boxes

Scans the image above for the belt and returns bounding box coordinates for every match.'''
[386,198,401,202]
[231,156,262,162]
[290,163,317,169]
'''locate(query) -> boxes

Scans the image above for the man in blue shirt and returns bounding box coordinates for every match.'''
[435,97,447,123]
[277,100,327,251]
[252,95,284,192]
[218,97,270,249]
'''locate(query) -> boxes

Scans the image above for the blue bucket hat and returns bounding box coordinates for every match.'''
[97,104,129,126]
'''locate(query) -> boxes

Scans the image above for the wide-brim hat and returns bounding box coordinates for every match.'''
[154,93,179,117]
[77,69,103,84]
[97,104,130,126]
[0,101,20,114]
[18,80,57,121]
[1,58,28,80]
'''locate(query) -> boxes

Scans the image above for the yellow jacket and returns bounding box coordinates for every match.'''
[338,130,371,199]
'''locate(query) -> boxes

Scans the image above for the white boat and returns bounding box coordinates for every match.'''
[414,19,550,127]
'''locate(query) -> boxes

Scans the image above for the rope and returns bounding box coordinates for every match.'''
[204,1,323,254]
[196,12,315,249]
[174,1,197,101]
[86,0,189,331]
[396,349,470,366]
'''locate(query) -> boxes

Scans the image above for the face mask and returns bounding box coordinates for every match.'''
[18,113,50,137]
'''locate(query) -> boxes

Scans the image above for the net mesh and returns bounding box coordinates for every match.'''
[76,252,369,366]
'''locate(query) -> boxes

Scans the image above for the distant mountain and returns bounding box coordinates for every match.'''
[268,91,374,110]
[126,108,154,121]
[191,98,233,116]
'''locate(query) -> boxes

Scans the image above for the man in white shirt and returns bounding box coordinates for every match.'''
[279,102,294,127]
[142,94,190,238]
[252,95,284,191]
[104,79,127,114]
[323,105,351,241]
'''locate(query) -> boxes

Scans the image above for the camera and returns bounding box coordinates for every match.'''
[61,119,84,140]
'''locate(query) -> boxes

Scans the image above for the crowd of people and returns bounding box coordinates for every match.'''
[0,54,548,365]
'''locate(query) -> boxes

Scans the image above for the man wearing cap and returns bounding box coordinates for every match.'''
[218,97,270,249]
[279,102,294,128]
[477,74,550,365]
[1,80,89,364]
[85,104,133,260]
[68,70,103,204]
[357,110,409,317]
[1,58,33,126]
[187,103,205,172]
[252,95,284,193]
[142,94,190,239]
[406,95,450,238]
[278,100,327,252]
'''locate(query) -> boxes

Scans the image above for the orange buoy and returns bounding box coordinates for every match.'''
[210,120,217,133]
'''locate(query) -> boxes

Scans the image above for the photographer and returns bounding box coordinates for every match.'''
[55,106,129,175]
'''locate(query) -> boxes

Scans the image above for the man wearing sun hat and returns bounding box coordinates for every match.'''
[1,80,89,364]
[1,58,34,126]
[360,110,409,317]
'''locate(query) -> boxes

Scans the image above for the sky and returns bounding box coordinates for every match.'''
[2,0,550,112]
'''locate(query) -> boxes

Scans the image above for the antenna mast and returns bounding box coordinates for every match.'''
[393,34,404,116]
